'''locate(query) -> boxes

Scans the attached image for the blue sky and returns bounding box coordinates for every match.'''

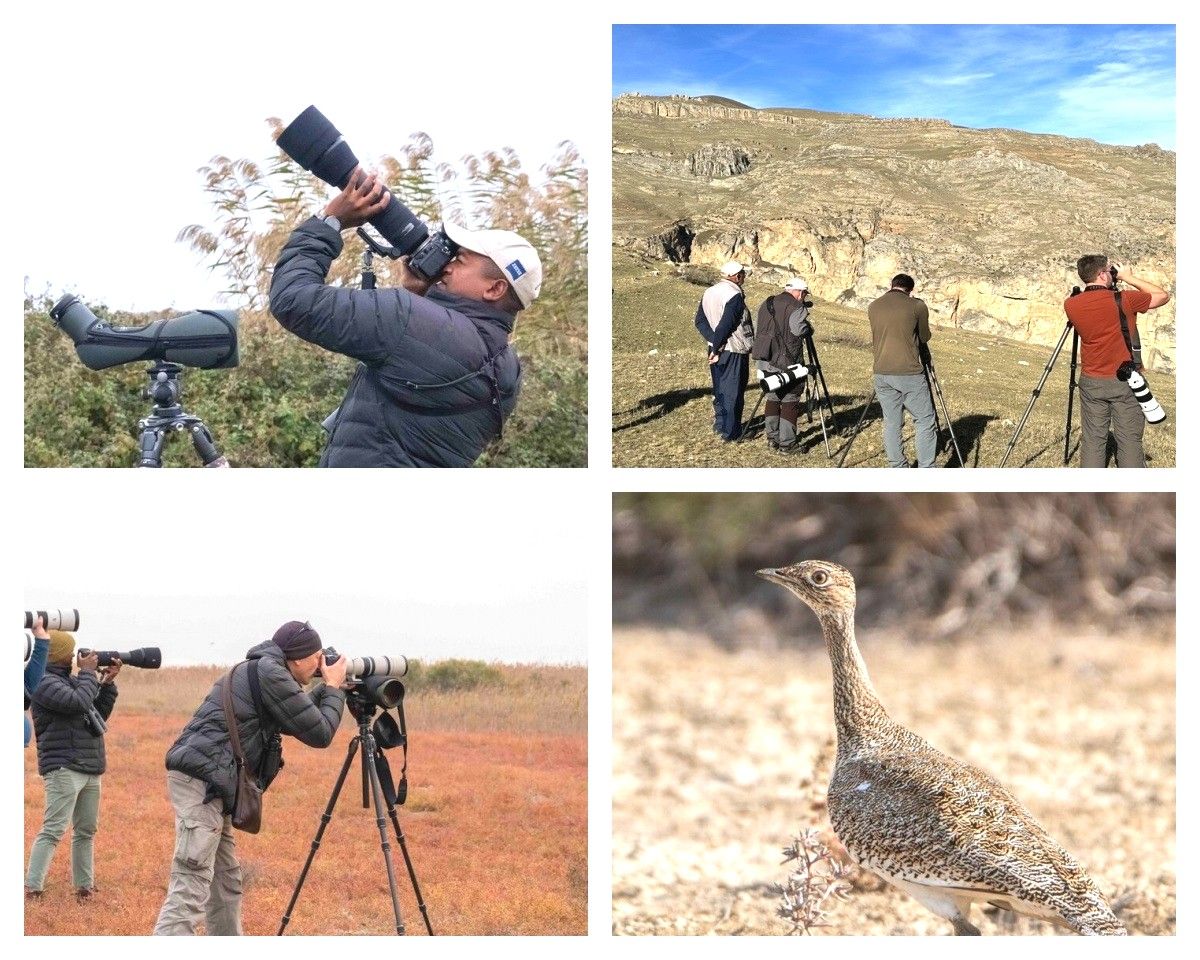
[613,24,1175,148]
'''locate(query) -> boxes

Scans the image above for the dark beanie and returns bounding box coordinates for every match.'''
[272,620,322,660]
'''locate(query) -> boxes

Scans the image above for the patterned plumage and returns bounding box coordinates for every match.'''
[757,560,1126,936]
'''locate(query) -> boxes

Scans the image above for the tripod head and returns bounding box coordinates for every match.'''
[145,361,186,415]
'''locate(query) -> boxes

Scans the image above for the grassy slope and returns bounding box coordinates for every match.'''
[25,664,586,935]
[611,249,1176,467]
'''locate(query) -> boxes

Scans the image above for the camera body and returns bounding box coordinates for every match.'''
[277,106,458,280]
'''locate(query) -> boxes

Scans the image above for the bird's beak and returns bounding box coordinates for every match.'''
[757,567,788,585]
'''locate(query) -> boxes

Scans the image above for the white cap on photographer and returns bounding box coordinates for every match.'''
[721,261,747,277]
[784,277,809,292]
[443,221,543,308]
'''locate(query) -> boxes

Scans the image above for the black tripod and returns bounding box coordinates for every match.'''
[740,335,836,457]
[837,353,961,467]
[278,693,433,936]
[1000,321,1079,467]
[136,362,227,467]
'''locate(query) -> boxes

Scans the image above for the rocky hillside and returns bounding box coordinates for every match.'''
[613,94,1176,372]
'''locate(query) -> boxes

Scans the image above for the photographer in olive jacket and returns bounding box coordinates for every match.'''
[153,622,347,936]
[25,632,120,899]
[270,166,543,467]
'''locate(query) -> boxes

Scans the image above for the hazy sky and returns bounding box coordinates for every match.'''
[18,6,592,311]
[613,24,1176,148]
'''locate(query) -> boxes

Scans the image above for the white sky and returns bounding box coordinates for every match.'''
[23,472,588,666]
[15,3,593,311]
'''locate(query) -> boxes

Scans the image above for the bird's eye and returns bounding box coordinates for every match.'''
[810,570,829,586]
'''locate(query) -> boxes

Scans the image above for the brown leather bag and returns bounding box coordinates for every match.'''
[221,662,262,833]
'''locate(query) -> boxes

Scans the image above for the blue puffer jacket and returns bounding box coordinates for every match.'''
[270,218,521,467]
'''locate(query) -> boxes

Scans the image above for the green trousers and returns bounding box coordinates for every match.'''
[26,767,102,892]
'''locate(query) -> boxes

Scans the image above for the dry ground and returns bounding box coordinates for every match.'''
[612,625,1174,935]
[25,665,586,936]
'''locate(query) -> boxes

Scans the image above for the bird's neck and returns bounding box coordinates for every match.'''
[818,609,887,742]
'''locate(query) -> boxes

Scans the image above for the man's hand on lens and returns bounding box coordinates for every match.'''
[99,658,121,685]
[32,615,49,640]
[319,654,349,690]
[323,165,391,230]
[78,650,99,673]
[395,256,434,296]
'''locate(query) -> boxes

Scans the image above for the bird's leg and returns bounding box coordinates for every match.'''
[951,915,982,936]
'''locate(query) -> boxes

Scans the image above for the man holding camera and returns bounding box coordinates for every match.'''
[868,273,938,468]
[1064,255,1171,467]
[695,261,754,441]
[269,167,542,468]
[153,621,347,936]
[25,632,120,899]
[753,278,813,453]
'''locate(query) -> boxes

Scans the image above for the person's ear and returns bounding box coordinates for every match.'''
[482,277,508,304]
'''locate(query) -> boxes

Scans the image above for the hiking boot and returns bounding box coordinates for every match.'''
[773,441,803,455]
[25,888,44,901]
[75,887,98,901]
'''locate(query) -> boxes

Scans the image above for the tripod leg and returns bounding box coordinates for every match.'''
[1063,329,1079,466]
[1000,322,1073,467]
[138,424,166,468]
[385,805,434,934]
[363,734,407,935]
[279,735,361,935]
[810,375,832,458]
[837,388,876,468]
[929,368,964,466]
[738,391,766,444]
[188,420,228,467]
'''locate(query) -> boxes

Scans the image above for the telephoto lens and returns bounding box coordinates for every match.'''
[25,609,80,631]
[1116,363,1167,424]
[77,647,162,669]
[347,655,409,680]
[757,363,809,394]
[276,105,458,279]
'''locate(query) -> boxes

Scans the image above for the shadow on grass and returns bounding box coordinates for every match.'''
[943,413,999,468]
[613,387,711,433]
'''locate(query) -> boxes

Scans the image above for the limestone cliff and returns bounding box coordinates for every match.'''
[613,94,1176,372]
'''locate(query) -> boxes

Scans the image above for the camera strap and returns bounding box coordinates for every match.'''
[1113,290,1137,365]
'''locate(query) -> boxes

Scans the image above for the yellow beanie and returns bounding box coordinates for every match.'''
[48,630,75,666]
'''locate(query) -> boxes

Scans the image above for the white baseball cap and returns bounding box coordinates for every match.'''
[784,277,809,291]
[442,221,543,308]
[721,261,747,277]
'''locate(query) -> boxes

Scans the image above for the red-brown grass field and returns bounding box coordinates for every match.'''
[25,663,586,936]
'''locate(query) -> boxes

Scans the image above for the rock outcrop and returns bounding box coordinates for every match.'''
[683,143,750,179]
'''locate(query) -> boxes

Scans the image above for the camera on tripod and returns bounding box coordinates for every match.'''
[277,105,457,280]
[323,647,408,710]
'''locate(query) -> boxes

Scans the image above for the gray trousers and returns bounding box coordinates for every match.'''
[153,771,244,935]
[874,373,937,468]
[1078,375,1146,468]
[25,767,101,891]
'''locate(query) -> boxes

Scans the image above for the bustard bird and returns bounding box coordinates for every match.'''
[757,560,1126,936]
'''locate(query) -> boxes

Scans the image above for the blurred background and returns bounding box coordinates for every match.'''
[612,493,1175,936]
[614,492,1175,645]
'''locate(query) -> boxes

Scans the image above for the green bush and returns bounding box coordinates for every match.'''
[405,659,504,693]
